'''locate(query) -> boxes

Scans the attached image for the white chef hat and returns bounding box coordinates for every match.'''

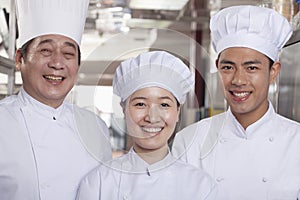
[15,0,89,47]
[210,5,293,61]
[113,51,194,104]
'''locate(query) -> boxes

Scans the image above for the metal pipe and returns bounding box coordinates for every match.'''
[7,0,16,95]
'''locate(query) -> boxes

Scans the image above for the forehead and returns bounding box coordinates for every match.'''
[219,47,268,62]
[130,87,175,99]
[30,34,77,48]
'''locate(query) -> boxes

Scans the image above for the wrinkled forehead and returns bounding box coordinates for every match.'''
[31,34,78,48]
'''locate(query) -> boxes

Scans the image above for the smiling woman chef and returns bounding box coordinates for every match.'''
[76,51,218,200]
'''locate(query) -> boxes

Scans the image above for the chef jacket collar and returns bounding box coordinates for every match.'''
[18,87,65,120]
[121,147,176,176]
[226,101,275,139]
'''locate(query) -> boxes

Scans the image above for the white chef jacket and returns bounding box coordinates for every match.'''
[0,87,112,200]
[172,103,300,200]
[76,147,218,200]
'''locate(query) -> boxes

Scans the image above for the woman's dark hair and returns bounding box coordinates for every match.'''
[19,38,81,65]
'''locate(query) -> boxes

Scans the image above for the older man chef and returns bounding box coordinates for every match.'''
[0,0,112,200]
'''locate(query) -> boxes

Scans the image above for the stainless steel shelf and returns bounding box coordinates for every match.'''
[0,56,15,95]
[0,56,14,74]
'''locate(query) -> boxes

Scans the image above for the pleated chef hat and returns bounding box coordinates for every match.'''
[16,0,89,47]
[113,51,195,104]
[210,5,293,61]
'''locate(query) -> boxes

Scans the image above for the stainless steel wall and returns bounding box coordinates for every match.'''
[278,42,300,122]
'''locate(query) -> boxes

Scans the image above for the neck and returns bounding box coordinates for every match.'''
[133,145,169,165]
[22,87,63,109]
[233,102,269,130]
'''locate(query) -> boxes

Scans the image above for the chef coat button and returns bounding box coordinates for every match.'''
[219,138,226,144]
[216,177,224,182]
[262,177,268,182]
[268,137,274,142]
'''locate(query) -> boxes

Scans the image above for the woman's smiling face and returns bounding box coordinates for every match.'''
[124,87,180,154]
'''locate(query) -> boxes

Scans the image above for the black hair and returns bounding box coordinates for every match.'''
[267,56,274,69]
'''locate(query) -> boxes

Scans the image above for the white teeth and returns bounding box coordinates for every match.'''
[233,92,249,98]
[142,127,162,133]
[44,75,63,81]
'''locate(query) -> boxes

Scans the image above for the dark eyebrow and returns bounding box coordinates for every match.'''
[64,41,77,50]
[130,96,147,102]
[219,59,262,66]
[37,39,76,50]
[219,59,235,65]
[130,96,175,103]
[37,39,53,46]
[242,60,262,66]
[159,96,175,103]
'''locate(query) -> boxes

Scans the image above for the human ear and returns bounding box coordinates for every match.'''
[15,49,23,71]
[269,62,281,84]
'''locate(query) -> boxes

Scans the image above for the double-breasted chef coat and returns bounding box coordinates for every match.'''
[0,87,112,200]
[172,103,300,200]
[76,147,218,200]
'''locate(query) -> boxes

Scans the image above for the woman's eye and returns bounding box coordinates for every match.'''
[134,102,145,107]
[161,103,170,108]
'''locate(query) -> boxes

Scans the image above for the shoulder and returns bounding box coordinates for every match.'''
[177,112,225,135]
[276,114,300,126]
[76,165,103,199]
[174,113,224,144]
[0,95,18,107]
[105,153,131,172]
[172,159,208,176]
[72,105,109,131]
[0,95,22,122]
[274,114,300,134]
[170,159,216,189]
[72,105,101,120]
[81,155,128,185]
[71,105,112,162]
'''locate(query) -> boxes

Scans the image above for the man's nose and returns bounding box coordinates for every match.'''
[231,69,248,85]
[48,52,65,70]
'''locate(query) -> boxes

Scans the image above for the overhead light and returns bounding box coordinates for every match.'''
[129,0,189,11]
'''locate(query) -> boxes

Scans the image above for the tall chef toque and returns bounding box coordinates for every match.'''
[113,51,195,104]
[210,5,293,61]
[15,0,89,47]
